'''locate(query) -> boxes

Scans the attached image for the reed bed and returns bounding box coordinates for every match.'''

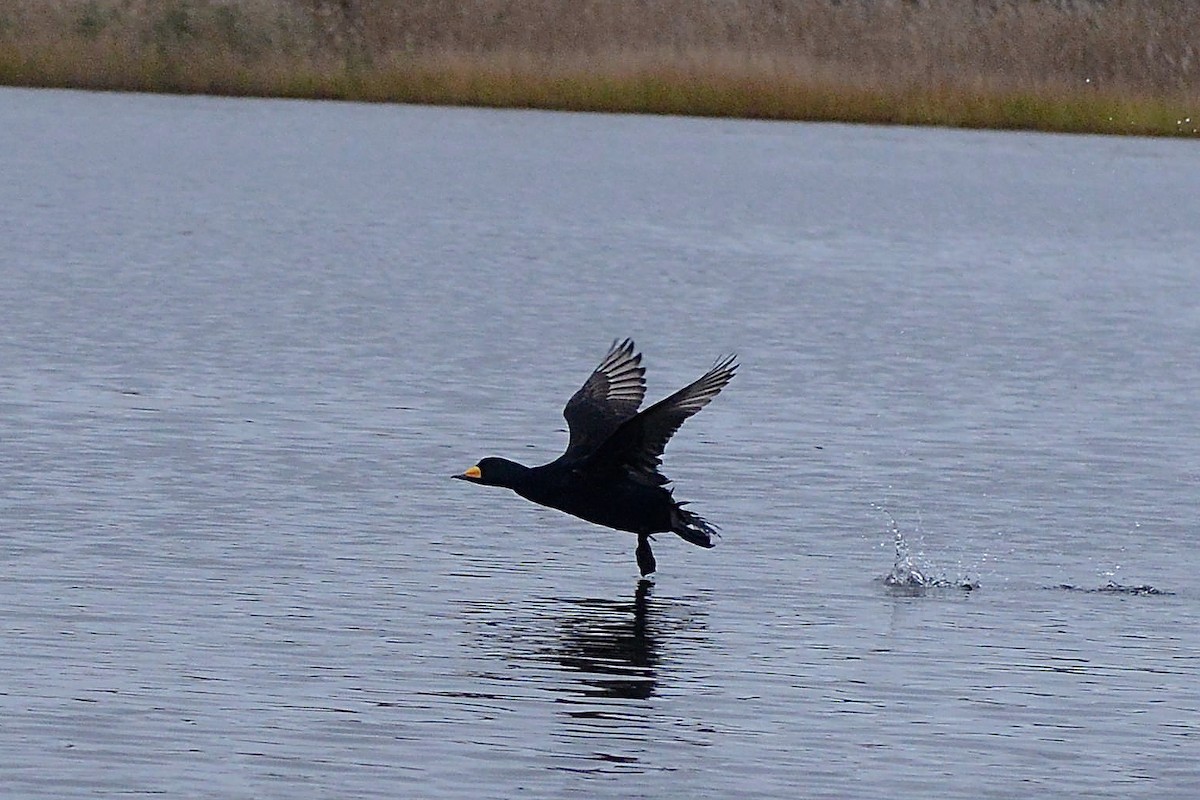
[1,0,1196,135]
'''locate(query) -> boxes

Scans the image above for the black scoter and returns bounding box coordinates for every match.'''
[454,339,737,577]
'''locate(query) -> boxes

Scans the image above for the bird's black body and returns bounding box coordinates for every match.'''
[455,339,737,577]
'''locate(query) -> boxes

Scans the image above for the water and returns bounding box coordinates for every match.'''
[2,86,1198,798]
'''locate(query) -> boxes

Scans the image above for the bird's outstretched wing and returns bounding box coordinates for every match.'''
[586,354,737,484]
[562,338,647,458]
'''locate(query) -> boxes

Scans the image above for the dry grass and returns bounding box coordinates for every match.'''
[0,0,1196,135]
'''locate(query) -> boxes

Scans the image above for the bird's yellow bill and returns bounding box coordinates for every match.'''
[462,465,482,479]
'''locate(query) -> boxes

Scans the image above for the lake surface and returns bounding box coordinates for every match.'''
[1,86,1198,798]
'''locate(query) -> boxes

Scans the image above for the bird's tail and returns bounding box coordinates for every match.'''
[671,503,719,549]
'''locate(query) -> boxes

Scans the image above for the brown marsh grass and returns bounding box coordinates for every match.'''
[0,0,1196,135]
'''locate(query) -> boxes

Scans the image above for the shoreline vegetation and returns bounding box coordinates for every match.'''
[1,0,1196,136]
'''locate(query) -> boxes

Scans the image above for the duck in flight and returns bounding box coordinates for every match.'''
[454,339,737,577]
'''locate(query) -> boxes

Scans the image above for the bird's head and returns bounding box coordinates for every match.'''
[452,457,528,488]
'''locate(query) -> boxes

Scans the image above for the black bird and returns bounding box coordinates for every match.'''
[454,339,737,577]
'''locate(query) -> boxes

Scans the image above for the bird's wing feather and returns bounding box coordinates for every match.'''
[586,354,737,484]
[562,338,647,457]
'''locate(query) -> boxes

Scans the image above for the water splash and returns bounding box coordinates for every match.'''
[884,512,928,588]
[874,507,979,592]
[1059,547,1172,595]
[1055,581,1170,596]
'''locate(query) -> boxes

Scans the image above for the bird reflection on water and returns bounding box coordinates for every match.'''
[457,581,710,707]
[552,582,658,702]
[446,584,712,773]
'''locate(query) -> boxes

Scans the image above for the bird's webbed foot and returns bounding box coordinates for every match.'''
[636,534,657,577]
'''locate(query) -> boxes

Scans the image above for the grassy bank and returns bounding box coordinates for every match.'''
[1,0,1196,136]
